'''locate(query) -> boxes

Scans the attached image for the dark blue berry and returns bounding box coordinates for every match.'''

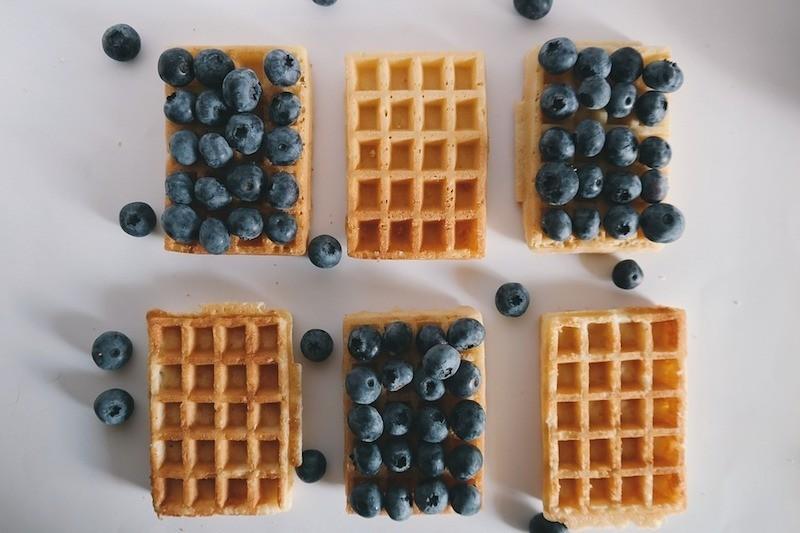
[384,485,412,521]
[540,84,578,120]
[577,165,604,199]
[161,204,201,243]
[119,202,156,237]
[414,479,449,514]
[604,127,639,167]
[610,47,644,83]
[381,438,413,473]
[226,163,264,202]
[575,47,611,79]
[195,90,229,126]
[164,90,195,124]
[447,318,486,351]
[91,331,133,370]
[101,24,140,62]
[604,204,639,240]
[198,133,233,169]
[346,366,382,404]
[417,442,445,477]
[194,48,234,88]
[225,113,264,156]
[606,82,637,118]
[350,481,382,518]
[308,234,342,268]
[169,130,199,166]
[574,119,605,157]
[347,404,383,442]
[538,37,577,74]
[577,76,611,109]
[447,444,483,481]
[640,203,685,243]
[450,399,486,441]
[417,405,449,443]
[530,513,568,533]
[495,282,530,318]
[413,369,446,401]
[573,207,601,240]
[416,325,446,354]
[165,171,194,204]
[265,172,299,209]
[635,91,668,126]
[194,177,232,210]
[604,170,642,204]
[638,136,672,169]
[422,344,461,380]
[450,483,481,516]
[222,68,262,113]
[383,321,413,356]
[158,48,194,87]
[350,442,381,476]
[381,360,414,391]
[536,162,579,206]
[227,207,263,240]
[540,127,575,162]
[198,218,230,254]
[542,209,572,241]
[348,325,382,361]
[265,127,304,166]
[613,259,644,290]
[446,360,482,398]
[269,92,302,126]
[643,60,684,92]
[513,0,553,20]
[94,388,134,425]
[264,49,302,86]
[265,212,297,244]
[313,0,338,5]
[641,169,669,203]
[296,449,326,482]
[382,402,413,437]
[300,329,333,362]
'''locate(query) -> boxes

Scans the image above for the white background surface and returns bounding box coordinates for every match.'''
[2,0,799,531]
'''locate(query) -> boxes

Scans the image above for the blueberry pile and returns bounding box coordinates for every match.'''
[160,47,305,253]
[346,317,487,519]
[535,37,686,245]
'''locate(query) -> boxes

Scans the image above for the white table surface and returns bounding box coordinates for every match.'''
[3,0,799,531]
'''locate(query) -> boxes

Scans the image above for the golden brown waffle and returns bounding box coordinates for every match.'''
[540,307,686,528]
[147,303,302,516]
[516,41,673,253]
[343,307,486,515]
[345,52,488,259]
[164,46,312,255]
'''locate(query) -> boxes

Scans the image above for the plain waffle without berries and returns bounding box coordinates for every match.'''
[164,46,312,255]
[540,307,686,528]
[345,52,488,259]
[147,304,302,516]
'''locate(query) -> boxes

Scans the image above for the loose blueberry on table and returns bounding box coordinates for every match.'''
[300,328,334,362]
[91,331,133,370]
[94,388,134,425]
[612,259,644,290]
[101,24,140,62]
[295,449,327,482]
[495,282,531,317]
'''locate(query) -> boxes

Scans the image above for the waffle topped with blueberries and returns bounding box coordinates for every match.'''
[516,39,686,252]
[161,46,312,255]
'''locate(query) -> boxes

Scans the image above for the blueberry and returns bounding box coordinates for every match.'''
[348,325,382,361]
[513,0,553,20]
[165,171,194,204]
[495,282,530,318]
[541,209,572,241]
[535,162,579,206]
[350,442,382,476]
[264,212,298,244]
[194,48,235,88]
[447,318,486,351]
[313,0,338,5]
[269,92,302,126]
[422,344,461,380]
[417,442,446,477]
[91,331,133,370]
[612,259,644,290]
[538,37,578,74]
[101,24,140,62]
[198,218,230,254]
[606,82,638,119]
[227,207,263,240]
[94,388,134,425]
[349,481,382,518]
[640,169,669,203]
[574,119,605,157]
[346,366,382,404]
[158,48,194,87]
[308,234,342,268]
[604,127,639,167]
[529,513,568,533]
[573,207,601,240]
[296,449,326,482]
[604,170,642,204]
[300,329,333,362]
[447,444,483,481]
[574,47,611,79]
[194,176,232,210]
[381,359,414,391]
[383,321,413,356]
[413,368,445,401]
[222,68,262,113]
[384,485,412,521]
[539,127,575,162]
[640,203,685,243]
[382,402,413,436]
[450,483,482,516]
[225,113,264,156]
[264,49,302,87]
[610,47,644,83]
[195,90,229,126]
[169,130,199,166]
[265,172,300,209]
[416,325,447,354]
[417,405,449,443]
[638,136,672,169]
[226,163,264,202]
[161,204,201,243]
[347,404,383,442]
[603,204,639,240]
[198,133,233,169]
[576,164,604,199]
[381,438,413,473]
[164,90,195,124]
[265,127,304,166]
[414,478,449,514]
[643,60,684,92]
[635,91,668,126]
[577,76,612,109]
[540,84,578,120]
[450,399,486,441]
[446,360,482,398]
[119,202,156,237]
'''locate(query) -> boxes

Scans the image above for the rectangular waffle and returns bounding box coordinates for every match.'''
[342,307,486,515]
[516,41,672,253]
[164,46,312,255]
[540,307,686,528]
[345,52,488,259]
[147,303,302,516]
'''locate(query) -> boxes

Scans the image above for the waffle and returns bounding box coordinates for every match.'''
[164,46,312,255]
[343,307,487,515]
[540,307,686,528]
[516,41,673,253]
[147,303,302,516]
[345,52,488,259]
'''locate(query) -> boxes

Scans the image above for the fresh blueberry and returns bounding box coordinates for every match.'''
[447,444,483,481]
[382,402,413,437]
[194,48,235,88]
[265,127,304,166]
[538,37,578,74]
[119,202,156,237]
[169,130,199,166]
[610,47,644,83]
[513,0,553,20]
[606,82,638,118]
[446,360,482,398]
[640,203,685,243]
[529,513,568,533]
[91,331,133,370]
[576,164,604,199]
[265,172,300,209]
[381,439,413,473]
[414,478,449,514]
[300,329,333,362]
[612,259,644,290]
[195,90,229,126]
[164,90,195,124]
[226,163,264,202]
[539,127,575,162]
[577,76,611,109]
[308,234,342,268]
[604,127,639,167]
[269,92,302,126]
[296,449,327,482]
[348,325,382,361]
[349,481,382,518]
[422,344,461,380]
[264,49,302,87]
[604,170,642,204]
[227,207,263,240]
[384,485,412,521]
[101,24,140,62]
[643,60,684,92]
[495,282,530,318]
[535,162,579,206]
[313,0,338,5]
[161,204,201,243]
[383,321,413,356]
[573,207,601,240]
[94,388,134,425]
[225,113,264,156]
[540,84,578,120]
[194,176,232,210]
[603,204,639,240]
[574,119,605,157]
[350,442,382,476]
[414,368,445,401]
[450,483,482,516]
[640,169,669,203]
[165,171,194,204]
[638,136,672,169]
[542,209,572,241]
[198,133,233,169]
[416,325,447,354]
[574,47,611,79]
[381,360,414,391]
[347,404,383,442]
[265,212,298,244]
[417,405,449,443]
[346,366,382,404]
[417,442,446,477]
[635,91,668,126]
[158,48,194,87]
[198,218,230,254]
[222,68,262,113]
[447,318,486,351]
[450,399,486,441]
